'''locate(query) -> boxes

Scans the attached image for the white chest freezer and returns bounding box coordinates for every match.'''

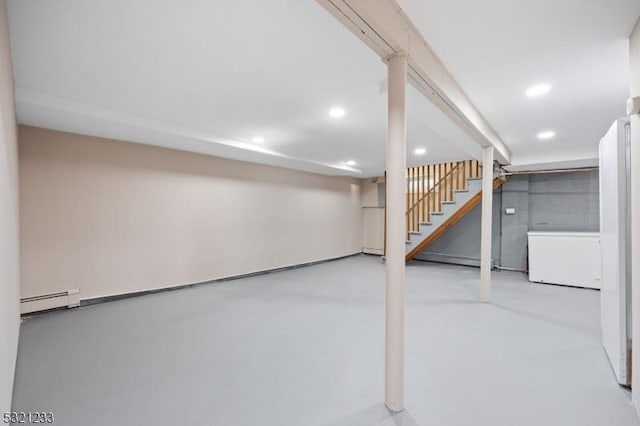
[527,231,601,289]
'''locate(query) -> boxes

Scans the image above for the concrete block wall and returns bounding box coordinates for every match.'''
[414,190,501,267]
[500,175,530,270]
[527,172,599,232]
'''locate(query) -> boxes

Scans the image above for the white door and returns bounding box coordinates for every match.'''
[599,118,630,385]
[362,207,385,255]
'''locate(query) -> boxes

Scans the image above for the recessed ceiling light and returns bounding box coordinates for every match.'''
[526,84,551,97]
[537,131,556,140]
[414,147,427,155]
[346,160,356,166]
[251,136,265,144]
[329,107,346,118]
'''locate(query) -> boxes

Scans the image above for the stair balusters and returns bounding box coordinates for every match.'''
[402,159,482,239]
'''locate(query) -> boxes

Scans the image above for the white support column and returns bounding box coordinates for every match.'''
[480,147,494,302]
[385,53,407,413]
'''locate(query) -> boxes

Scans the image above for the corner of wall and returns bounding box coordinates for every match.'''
[0,0,21,415]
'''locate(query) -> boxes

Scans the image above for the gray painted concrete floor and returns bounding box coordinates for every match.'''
[12,255,639,426]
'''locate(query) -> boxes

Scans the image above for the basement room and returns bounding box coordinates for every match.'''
[1,1,640,425]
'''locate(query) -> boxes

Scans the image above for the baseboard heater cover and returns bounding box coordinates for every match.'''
[21,289,80,314]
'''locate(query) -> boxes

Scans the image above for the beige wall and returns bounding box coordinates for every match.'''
[0,0,20,415]
[630,16,640,412]
[19,126,363,300]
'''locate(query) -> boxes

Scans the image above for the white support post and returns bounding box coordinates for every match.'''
[480,146,494,302]
[385,53,407,413]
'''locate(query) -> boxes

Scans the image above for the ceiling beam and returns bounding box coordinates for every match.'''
[317,0,511,164]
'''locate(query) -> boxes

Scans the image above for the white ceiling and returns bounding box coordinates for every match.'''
[398,0,640,168]
[7,0,478,178]
[9,1,640,176]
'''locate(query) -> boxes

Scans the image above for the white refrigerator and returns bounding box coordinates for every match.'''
[599,118,632,386]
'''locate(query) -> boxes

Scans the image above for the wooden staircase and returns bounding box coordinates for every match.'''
[384,159,507,262]
[405,176,507,261]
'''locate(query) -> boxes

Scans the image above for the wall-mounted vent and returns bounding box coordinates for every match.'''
[20,289,80,314]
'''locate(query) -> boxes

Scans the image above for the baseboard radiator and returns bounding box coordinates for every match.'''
[20,289,80,314]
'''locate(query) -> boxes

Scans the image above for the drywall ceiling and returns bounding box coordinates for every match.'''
[398,0,640,168]
[7,0,478,178]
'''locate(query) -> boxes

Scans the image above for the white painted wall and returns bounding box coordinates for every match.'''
[361,178,381,208]
[629,16,640,413]
[632,18,640,98]
[19,126,363,301]
[0,0,20,415]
